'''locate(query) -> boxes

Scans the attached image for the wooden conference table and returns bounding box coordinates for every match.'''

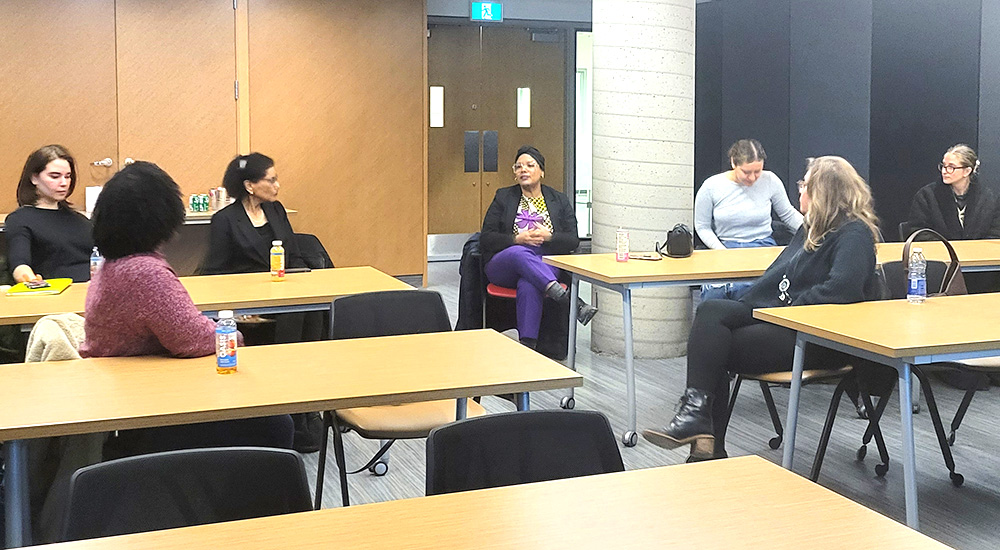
[0,266,411,331]
[544,239,1000,446]
[754,293,1000,530]
[0,329,583,547]
[38,456,947,550]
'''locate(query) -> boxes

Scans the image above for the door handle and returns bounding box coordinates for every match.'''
[91,158,113,167]
[463,131,480,173]
[483,131,498,172]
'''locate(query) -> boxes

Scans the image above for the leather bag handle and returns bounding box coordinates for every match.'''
[901,228,968,296]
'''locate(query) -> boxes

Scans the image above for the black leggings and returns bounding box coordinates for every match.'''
[686,299,852,439]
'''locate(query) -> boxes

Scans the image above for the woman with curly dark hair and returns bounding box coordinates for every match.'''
[79,161,293,453]
[6,145,93,283]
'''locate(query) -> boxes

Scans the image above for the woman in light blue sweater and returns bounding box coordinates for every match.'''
[694,139,803,300]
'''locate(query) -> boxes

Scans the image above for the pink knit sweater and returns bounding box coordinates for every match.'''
[80,252,241,358]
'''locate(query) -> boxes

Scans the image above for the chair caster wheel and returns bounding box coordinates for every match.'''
[854,402,868,420]
[950,472,964,487]
[622,431,638,447]
[339,425,351,434]
[369,461,388,476]
[768,435,782,450]
[912,402,920,414]
[856,446,867,461]
[947,431,956,446]
[874,463,888,477]
[560,396,575,410]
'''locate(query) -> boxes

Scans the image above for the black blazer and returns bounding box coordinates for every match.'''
[201,201,305,275]
[480,184,580,266]
[907,181,1000,240]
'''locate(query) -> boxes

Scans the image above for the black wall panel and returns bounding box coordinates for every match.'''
[979,0,1000,193]
[694,1,723,194]
[720,0,790,186]
[789,0,872,191]
[870,0,981,239]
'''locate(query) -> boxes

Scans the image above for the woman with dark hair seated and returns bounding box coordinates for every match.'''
[480,145,597,349]
[6,145,93,283]
[201,153,305,275]
[643,156,883,461]
[79,161,293,453]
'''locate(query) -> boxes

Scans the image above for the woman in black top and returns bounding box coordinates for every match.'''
[6,145,93,283]
[201,153,304,275]
[643,156,883,461]
[907,144,1000,240]
[480,146,596,349]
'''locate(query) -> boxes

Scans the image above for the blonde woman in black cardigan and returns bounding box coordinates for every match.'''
[644,156,883,461]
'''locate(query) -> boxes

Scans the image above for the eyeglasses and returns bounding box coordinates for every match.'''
[259,176,279,185]
[938,163,968,174]
[512,162,538,172]
[797,180,808,191]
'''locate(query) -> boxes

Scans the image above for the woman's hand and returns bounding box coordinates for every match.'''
[534,227,553,242]
[515,230,545,247]
[12,265,41,284]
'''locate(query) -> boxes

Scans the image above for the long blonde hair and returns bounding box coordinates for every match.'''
[801,156,879,252]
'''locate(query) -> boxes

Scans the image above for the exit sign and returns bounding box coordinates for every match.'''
[471,2,503,22]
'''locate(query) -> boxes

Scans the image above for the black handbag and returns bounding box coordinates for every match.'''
[657,224,693,258]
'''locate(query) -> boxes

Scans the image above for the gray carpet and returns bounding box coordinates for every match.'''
[306,261,1000,549]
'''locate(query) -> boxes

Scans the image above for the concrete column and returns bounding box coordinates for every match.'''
[590,0,695,357]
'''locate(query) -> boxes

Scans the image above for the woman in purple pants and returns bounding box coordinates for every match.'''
[480,146,597,349]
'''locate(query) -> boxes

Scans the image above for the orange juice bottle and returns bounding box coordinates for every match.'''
[270,240,285,282]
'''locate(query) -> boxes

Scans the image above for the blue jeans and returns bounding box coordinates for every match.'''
[700,237,777,301]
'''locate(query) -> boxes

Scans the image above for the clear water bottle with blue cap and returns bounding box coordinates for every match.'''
[89,246,104,277]
[907,247,926,304]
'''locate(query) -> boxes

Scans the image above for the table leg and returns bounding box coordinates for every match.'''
[562,276,580,409]
[621,287,637,447]
[4,439,30,548]
[456,398,468,420]
[898,363,920,529]
[516,392,530,411]
[781,334,806,470]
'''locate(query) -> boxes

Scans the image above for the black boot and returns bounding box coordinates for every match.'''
[544,282,568,302]
[642,388,714,451]
[519,337,537,349]
[576,297,598,326]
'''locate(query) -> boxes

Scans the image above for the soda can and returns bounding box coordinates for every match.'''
[200,194,209,212]
[189,194,198,212]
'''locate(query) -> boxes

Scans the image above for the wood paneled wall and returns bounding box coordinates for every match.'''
[1,0,428,277]
[0,0,118,213]
[246,0,427,277]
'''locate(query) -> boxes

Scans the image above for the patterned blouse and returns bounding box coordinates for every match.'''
[512,195,554,236]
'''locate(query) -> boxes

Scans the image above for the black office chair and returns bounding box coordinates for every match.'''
[314,289,486,508]
[425,409,624,496]
[878,260,969,486]
[60,447,311,542]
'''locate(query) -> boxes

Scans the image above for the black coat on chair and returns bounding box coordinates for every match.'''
[455,233,569,360]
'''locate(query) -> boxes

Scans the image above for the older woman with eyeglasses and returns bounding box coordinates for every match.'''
[480,145,596,349]
[907,144,1000,240]
[201,153,306,275]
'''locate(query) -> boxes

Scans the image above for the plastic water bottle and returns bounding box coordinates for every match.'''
[270,240,285,281]
[216,310,238,374]
[616,227,629,262]
[907,247,927,304]
[89,247,104,277]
